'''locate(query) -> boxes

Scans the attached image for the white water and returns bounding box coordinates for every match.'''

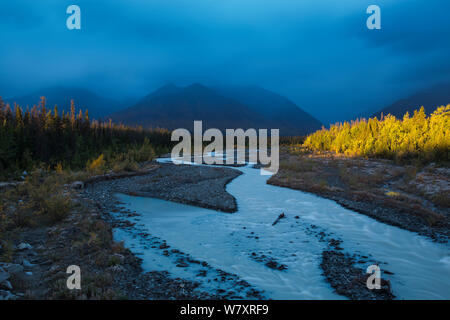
[112,159,450,300]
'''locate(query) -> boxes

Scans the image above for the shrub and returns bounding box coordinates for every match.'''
[55,162,64,174]
[43,195,72,223]
[87,154,105,174]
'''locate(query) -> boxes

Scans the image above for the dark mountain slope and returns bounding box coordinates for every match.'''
[110,83,268,132]
[373,83,450,119]
[111,84,322,135]
[216,86,322,135]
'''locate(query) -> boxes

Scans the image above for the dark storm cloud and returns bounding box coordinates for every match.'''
[0,0,449,124]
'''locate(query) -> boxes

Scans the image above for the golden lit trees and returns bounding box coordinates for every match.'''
[303,105,450,162]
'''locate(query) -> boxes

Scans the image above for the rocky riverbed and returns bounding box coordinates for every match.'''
[84,163,241,213]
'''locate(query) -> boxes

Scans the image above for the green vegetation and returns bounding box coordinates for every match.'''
[0,97,173,179]
[303,105,449,163]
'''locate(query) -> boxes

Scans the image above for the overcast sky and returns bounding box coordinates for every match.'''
[1,0,449,124]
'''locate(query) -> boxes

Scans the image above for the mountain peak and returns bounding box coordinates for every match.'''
[111,83,322,135]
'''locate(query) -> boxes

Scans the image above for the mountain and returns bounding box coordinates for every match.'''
[110,83,265,132]
[6,87,124,119]
[111,84,322,135]
[215,86,322,135]
[373,83,450,119]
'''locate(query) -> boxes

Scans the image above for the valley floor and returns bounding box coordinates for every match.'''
[1,154,448,299]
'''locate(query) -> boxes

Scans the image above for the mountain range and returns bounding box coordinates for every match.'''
[5,82,449,135]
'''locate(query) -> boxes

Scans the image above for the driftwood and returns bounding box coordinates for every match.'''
[1,165,161,192]
[0,181,24,191]
[272,213,286,226]
[83,165,160,187]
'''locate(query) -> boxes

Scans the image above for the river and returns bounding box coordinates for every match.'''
[111,158,450,299]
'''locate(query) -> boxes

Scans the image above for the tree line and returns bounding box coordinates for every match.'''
[0,97,173,178]
[303,105,449,163]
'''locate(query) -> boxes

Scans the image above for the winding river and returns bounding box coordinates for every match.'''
[112,158,450,300]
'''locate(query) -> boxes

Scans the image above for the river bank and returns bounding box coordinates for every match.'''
[268,151,449,243]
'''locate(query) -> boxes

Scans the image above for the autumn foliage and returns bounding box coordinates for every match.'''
[303,105,450,163]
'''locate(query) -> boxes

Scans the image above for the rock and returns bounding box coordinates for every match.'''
[265,260,288,271]
[176,262,189,268]
[0,290,17,300]
[0,269,10,283]
[0,280,12,290]
[16,242,32,251]
[112,253,125,263]
[109,265,126,273]
[0,263,24,275]
[22,259,34,268]
[71,181,84,189]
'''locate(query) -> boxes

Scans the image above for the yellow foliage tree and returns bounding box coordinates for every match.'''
[303,105,450,163]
